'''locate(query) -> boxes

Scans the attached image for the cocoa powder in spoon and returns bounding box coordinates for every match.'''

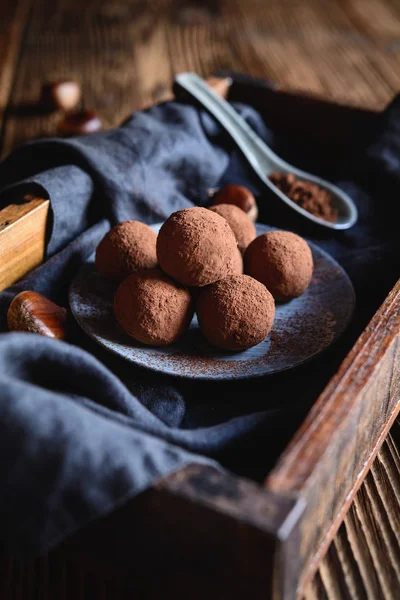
[269,172,338,223]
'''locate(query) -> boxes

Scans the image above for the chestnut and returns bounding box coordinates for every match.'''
[57,109,102,137]
[41,79,81,111]
[7,291,67,339]
[209,184,258,222]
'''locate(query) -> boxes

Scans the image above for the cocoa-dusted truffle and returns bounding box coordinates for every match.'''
[96,221,157,282]
[156,207,239,287]
[114,269,193,346]
[232,248,243,275]
[209,204,256,253]
[210,184,258,222]
[244,230,313,301]
[196,274,275,351]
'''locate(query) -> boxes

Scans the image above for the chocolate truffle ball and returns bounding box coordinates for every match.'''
[210,184,258,222]
[96,221,157,282]
[196,274,275,351]
[232,248,243,275]
[209,204,256,253]
[114,269,193,346]
[156,207,239,287]
[244,230,313,301]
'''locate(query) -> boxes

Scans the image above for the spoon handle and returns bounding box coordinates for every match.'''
[175,72,288,179]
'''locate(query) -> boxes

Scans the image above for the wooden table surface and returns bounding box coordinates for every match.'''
[3,0,400,158]
[1,0,400,598]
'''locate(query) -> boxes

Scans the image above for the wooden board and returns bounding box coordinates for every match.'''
[0,197,49,291]
[303,428,400,599]
[268,278,400,595]
[0,0,31,140]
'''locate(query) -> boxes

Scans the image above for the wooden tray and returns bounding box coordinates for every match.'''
[0,78,399,599]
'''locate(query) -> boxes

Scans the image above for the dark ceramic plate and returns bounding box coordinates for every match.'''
[69,223,355,380]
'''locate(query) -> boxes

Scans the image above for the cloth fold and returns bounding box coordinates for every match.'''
[0,89,399,557]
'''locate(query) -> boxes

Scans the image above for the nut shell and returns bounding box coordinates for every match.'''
[156,207,239,287]
[196,274,275,351]
[41,79,81,111]
[96,221,157,282]
[244,230,313,301]
[57,109,102,136]
[7,291,67,339]
[209,203,256,253]
[114,269,193,346]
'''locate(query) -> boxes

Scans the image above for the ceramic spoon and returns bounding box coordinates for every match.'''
[175,72,358,230]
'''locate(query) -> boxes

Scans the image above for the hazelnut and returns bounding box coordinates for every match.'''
[7,291,67,339]
[41,79,81,111]
[210,184,258,222]
[57,109,102,137]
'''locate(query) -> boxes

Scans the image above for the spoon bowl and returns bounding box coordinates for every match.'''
[175,72,358,230]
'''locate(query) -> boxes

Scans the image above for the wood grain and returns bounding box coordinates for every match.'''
[268,279,400,595]
[0,0,31,149]
[268,278,400,492]
[0,197,49,291]
[3,0,400,157]
[302,427,400,600]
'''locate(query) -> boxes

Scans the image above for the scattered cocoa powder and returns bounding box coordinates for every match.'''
[114,269,193,346]
[196,274,275,351]
[244,230,313,301]
[269,172,338,223]
[156,207,239,287]
[96,221,157,282]
[209,203,256,253]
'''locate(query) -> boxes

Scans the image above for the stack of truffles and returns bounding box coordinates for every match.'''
[95,186,314,351]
